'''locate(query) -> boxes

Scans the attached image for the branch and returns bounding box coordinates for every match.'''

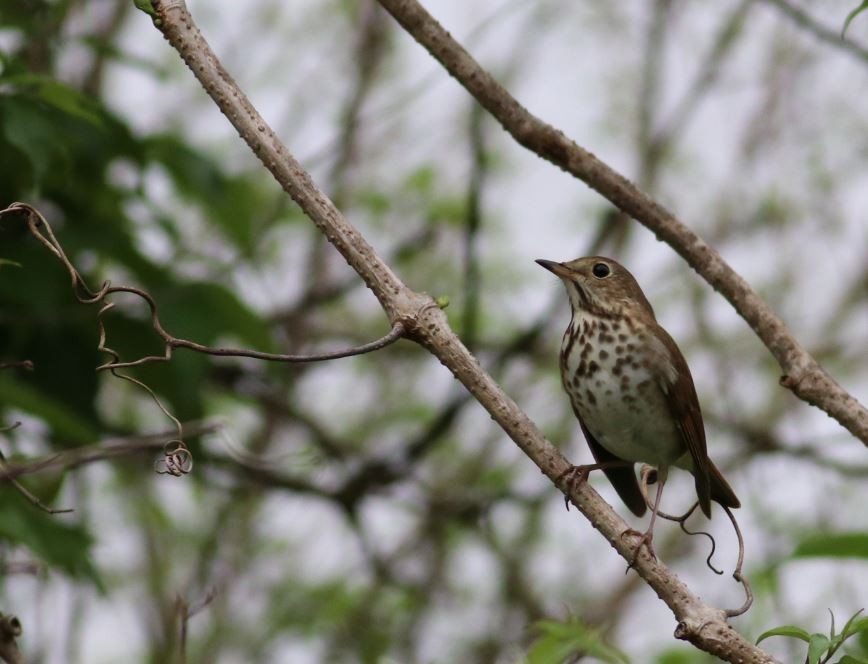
[461,102,486,351]
[146,2,779,660]
[0,442,73,514]
[760,0,868,63]
[372,0,868,447]
[0,422,218,482]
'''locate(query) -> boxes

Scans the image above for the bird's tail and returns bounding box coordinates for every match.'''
[708,460,740,510]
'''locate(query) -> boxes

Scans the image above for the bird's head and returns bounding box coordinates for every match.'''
[535,256,655,320]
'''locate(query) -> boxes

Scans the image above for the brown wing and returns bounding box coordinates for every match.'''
[652,325,713,518]
[573,407,646,517]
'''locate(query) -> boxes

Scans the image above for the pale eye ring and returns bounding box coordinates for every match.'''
[592,262,610,278]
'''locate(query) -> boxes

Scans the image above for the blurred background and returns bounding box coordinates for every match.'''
[0,0,867,662]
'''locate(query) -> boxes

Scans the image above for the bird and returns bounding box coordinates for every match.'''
[537,256,739,561]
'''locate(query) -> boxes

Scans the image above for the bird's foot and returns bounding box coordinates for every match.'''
[556,465,594,511]
[621,528,657,571]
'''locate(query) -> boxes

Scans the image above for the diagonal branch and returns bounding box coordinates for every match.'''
[372,0,868,448]
[146,1,779,660]
[760,0,868,63]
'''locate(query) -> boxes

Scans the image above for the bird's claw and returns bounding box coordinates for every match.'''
[621,528,657,571]
[556,465,593,511]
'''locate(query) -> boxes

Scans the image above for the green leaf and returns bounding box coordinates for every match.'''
[133,0,158,17]
[404,165,437,194]
[5,74,105,126]
[0,258,21,268]
[526,619,630,664]
[654,649,696,664]
[0,487,101,586]
[0,376,98,444]
[843,1,868,37]
[808,634,831,664]
[145,135,273,253]
[844,617,868,640]
[756,625,811,645]
[841,609,868,639]
[158,282,273,351]
[837,656,868,664]
[0,96,67,181]
[793,533,868,559]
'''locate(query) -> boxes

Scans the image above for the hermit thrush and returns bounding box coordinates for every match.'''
[537,256,739,559]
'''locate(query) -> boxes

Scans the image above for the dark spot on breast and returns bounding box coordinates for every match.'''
[618,333,628,342]
[599,349,609,360]
[599,322,609,332]
[585,389,597,405]
[587,361,600,375]
[626,343,636,352]
[637,379,651,390]
[623,394,635,405]
[615,345,624,355]
[581,345,591,360]
[576,360,587,376]
[612,364,622,376]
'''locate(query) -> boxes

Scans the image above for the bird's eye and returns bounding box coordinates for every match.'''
[592,262,610,278]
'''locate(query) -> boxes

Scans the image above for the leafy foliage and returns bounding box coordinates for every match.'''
[757,610,868,664]
[793,533,868,559]
[526,618,629,664]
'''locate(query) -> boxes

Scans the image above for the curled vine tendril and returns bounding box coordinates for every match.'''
[638,465,722,575]
[1,202,406,479]
[637,465,753,614]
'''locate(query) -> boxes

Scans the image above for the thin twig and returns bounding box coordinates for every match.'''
[0,446,73,515]
[638,465,722,576]
[462,103,486,351]
[0,422,218,482]
[0,362,33,371]
[761,0,868,63]
[177,584,221,664]
[722,505,753,618]
[655,0,753,149]
[0,562,42,577]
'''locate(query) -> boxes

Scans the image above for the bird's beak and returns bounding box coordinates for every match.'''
[535,259,571,279]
